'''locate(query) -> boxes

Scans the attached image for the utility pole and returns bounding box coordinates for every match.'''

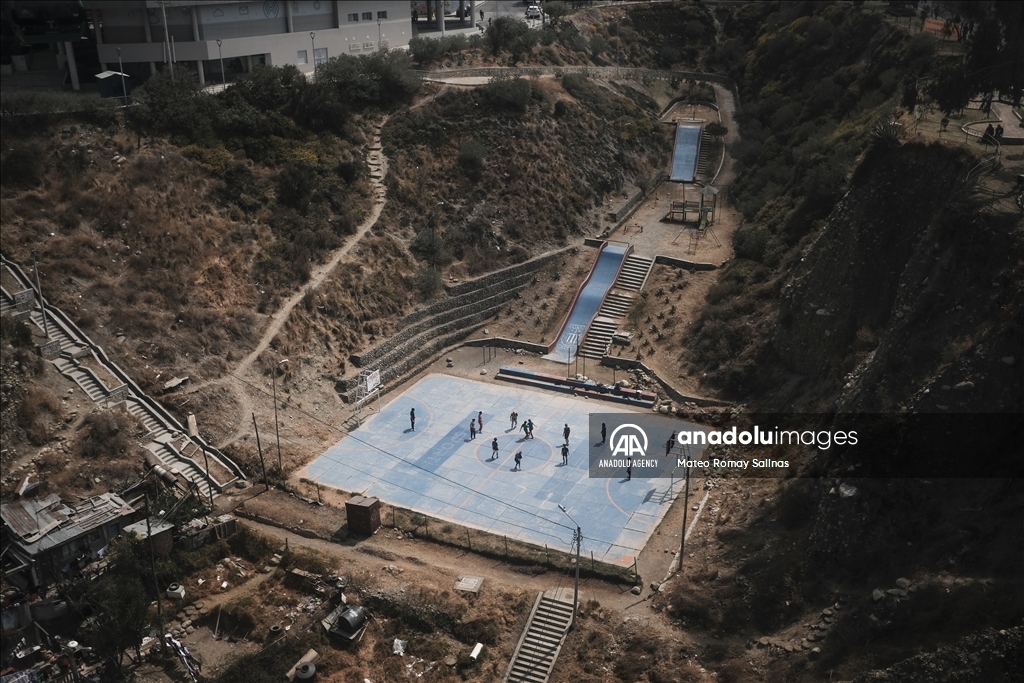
[31,252,49,340]
[144,492,165,637]
[252,412,269,490]
[558,505,581,631]
[679,463,690,573]
[272,359,288,471]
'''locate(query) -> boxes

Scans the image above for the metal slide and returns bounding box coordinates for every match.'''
[543,243,629,365]
[669,124,703,182]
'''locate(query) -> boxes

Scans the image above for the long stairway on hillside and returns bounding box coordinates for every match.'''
[503,593,575,683]
[578,254,654,360]
[1,258,242,501]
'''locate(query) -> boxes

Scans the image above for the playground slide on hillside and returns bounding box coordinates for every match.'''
[542,243,629,365]
[670,124,702,183]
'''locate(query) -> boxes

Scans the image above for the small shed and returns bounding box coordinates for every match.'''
[345,496,381,536]
[124,518,174,556]
[96,70,131,99]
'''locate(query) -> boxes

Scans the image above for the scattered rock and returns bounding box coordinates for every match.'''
[757,637,770,647]
[1001,356,1015,366]
[872,589,885,602]
[808,647,821,660]
[896,577,911,589]
[954,381,974,391]
[630,586,642,595]
[838,483,858,498]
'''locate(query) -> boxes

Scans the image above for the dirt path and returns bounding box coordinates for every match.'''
[234,119,390,379]
[191,117,391,450]
[238,517,678,635]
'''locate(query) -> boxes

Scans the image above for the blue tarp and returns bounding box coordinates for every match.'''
[669,124,702,182]
[543,244,628,364]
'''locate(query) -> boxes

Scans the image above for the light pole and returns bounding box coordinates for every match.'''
[310,32,316,73]
[272,359,288,471]
[377,18,382,49]
[558,504,581,631]
[216,39,225,90]
[115,47,127,104]
[678,460,691,574]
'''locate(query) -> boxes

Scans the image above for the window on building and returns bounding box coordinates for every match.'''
[377,11,388,19]
[297,50,308,64]
[362,12,372,20]
[314,47,328,65]
[347,13,358,21]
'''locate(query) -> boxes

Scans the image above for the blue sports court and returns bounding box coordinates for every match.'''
[302,374,693,564]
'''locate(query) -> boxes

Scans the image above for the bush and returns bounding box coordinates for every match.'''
[1,315,34,347]
[457,139,487,180]
[481,73,532,111]
[413,267,442,299]
[1,146,42,188]
[275,161,317,209]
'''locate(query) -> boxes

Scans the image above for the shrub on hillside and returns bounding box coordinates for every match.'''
[457,139,487,181]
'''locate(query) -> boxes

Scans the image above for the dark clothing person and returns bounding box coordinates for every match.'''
[470,421,477,440]
[492,438,499,460]
[563,424,571,444]
[410,408,416,431]
[601,422,607,444]
[996,124,1004,139]
[510,411,518,430]
[561,444,569,465]
[514,451,523,470]
[627,457,633,481]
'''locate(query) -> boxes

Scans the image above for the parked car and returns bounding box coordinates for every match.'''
[526,6,542,20]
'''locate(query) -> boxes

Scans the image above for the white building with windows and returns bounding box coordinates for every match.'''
[83,1,413,85]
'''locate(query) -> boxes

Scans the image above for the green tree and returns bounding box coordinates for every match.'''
[705,122,728,139]
[545,1,571,28]
[72,534,154,675]
[486,16,529,56]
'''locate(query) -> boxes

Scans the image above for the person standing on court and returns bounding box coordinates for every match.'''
[601,422,607,444]
[410,408,416,431]
[510,411,518,430]
[470,420,476,440]
[563,423,571,445]
[491,437,499,460]
[561,443,569,465]
[478,411,484,433]
[514,451,523,471]
[627,457,633,481]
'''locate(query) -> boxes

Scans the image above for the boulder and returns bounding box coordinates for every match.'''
[872,589,885,602]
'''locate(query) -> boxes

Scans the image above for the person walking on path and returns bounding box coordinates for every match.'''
[601,422,607,445]
[510,411,518,430]
[527,419,535,439]
[563,423,571,445]
[410,408,416,431]
[513,451,523,471]
[491,438,499,460]
[469,420,477,440]
[561,443,569,465]
[626,457,633,481]
[666,434,675,457]
[521,420,529,439]
[478,411,484,433]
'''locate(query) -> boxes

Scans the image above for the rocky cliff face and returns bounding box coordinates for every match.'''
[772,143,1022,413]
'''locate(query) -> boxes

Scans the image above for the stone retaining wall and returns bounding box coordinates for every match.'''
[599,356,731,407]
[654,254,717,271]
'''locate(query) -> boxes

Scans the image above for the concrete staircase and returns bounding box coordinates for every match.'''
[615,254,654,291]
[696,126,711,177]
[577,256,653,360]
[1,258,243,500]
[503,593,574,683]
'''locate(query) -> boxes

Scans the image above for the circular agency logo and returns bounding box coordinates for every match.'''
[609,423,649,458]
